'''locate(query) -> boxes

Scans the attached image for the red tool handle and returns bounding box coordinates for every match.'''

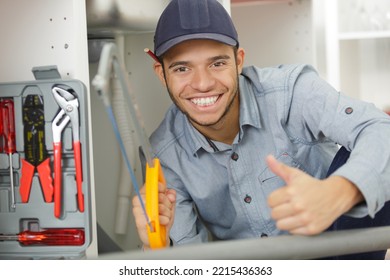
[2,99,15,154]
[0,105,3,153]
[20,159,54,203]
[37,158,54,203]
[53,142,62,218]
[17,229,85,246]
[19,159,35,203]
[73,141,84,212]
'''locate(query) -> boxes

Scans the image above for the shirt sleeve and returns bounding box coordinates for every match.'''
[287,65,390,218]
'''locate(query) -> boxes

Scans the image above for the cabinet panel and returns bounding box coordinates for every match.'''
[340,38,390,110]
[320,0,390,110]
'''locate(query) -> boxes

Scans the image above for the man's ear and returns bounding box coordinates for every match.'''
[153,62,167,87]
[236,47,245,75]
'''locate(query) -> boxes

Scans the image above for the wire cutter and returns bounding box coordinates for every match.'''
[20,95,54,203]
[52,86,84,218]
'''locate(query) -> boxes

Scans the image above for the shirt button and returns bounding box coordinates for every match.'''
[244,194,252,203]
[345,107,353,114]
[261,233,268,238]
[231,152,239,161]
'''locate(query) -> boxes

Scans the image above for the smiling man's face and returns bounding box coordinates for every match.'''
[155,39,244,134]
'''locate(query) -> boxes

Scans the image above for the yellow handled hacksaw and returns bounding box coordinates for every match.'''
[92,42,166,249]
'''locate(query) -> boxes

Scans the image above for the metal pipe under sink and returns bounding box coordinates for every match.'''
[98,226,390,260]
[86,0,171,36]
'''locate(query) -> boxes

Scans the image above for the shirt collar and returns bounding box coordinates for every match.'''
[238,73,262,130]
[184,119,217,155]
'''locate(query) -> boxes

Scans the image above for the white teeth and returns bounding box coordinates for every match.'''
[191,96,218,106]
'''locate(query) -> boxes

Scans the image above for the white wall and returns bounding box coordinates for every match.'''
[231,0,315,67]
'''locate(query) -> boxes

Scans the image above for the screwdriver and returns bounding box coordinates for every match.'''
[0,228,85,246]
[2,99,16,209]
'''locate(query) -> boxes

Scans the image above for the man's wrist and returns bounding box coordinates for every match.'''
[328,176,364,211]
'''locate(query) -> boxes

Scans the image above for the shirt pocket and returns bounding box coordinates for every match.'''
[258,152,305,198]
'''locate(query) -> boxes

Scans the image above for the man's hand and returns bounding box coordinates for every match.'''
[132,182,176,250]
[266,155,364,235]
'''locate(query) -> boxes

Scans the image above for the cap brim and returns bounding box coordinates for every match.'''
[155,33,237,56]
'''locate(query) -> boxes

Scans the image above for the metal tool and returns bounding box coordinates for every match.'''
[92,42,167,249]
[0,228,85,246]
[1,99,16,209]
[20,95,54,203]
[52,86,84,218]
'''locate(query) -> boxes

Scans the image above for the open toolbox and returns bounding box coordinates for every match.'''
[0,66,92,259]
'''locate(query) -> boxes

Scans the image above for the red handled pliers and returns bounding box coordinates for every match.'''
[19,95,54,204]
[52,86,84,218]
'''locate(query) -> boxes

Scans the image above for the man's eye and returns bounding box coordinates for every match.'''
[212,61,226,67]
[174,66,188,72]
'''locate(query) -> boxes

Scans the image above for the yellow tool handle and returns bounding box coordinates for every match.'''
[146,158,167,249]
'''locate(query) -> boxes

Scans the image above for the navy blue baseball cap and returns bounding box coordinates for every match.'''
[154,0,239,57]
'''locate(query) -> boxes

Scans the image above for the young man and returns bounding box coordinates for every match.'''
[132,0,390,255]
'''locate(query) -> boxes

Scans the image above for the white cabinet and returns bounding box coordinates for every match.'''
[232,0,314,68]
[320,0,390,111]
[0,0,98,258]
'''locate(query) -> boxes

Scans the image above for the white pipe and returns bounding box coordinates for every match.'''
[111,35,136,235]
[98,226,390,260]
[93,42,155,238]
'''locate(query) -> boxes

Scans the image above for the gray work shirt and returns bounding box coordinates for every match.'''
[145,64,390,245]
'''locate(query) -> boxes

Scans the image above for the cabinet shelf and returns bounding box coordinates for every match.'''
[339,30,390,41]
[320,0,390,111]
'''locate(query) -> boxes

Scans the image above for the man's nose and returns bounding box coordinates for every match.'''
[190,69,215,92]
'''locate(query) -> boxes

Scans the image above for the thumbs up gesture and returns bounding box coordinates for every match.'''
[266,155,363,235]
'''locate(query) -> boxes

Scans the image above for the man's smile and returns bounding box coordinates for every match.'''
[190,95,220,107]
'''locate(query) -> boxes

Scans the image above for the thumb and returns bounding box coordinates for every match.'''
[158,182,167,193]
[266,155,301,184]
